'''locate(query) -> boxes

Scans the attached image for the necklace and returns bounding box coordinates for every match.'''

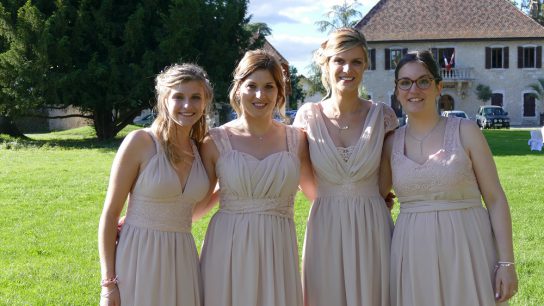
[329,118,349,130]
[406,117,442,156]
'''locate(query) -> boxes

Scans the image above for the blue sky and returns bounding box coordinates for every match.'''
[248,0,380,75]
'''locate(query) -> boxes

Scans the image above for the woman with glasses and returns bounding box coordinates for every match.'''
[293,27,398,306]
[380,50,518,306]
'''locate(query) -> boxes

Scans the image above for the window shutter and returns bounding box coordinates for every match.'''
[518,46,523,68]
[370,49,376,70]
[504,47,509,68]
[385,48,391,70]
[537,46,542,68]
[431,48,438,61]
[485,47,491,69]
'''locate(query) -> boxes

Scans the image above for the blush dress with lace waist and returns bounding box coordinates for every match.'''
[115,129,209,306]
[293,101,398,306]
[199,125,303,306]
[390,117,506,306]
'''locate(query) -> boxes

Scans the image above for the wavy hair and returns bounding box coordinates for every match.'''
[152,63,213,164]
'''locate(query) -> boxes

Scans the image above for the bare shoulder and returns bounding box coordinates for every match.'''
[459,118,486,148]
[120,129,154,155]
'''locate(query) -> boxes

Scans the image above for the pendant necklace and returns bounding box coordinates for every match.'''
[406,117,442,156]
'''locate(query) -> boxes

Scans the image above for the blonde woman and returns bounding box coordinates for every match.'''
[98,64,213,306]
[293,28,398,306]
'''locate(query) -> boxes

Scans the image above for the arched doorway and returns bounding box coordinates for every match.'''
[439,95,454,112]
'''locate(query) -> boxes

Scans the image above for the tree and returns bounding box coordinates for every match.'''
[475,84,492,104]
[307,0,363,97]
[314,0,363,34]
[288,66,305,109]
[0,0,261,139]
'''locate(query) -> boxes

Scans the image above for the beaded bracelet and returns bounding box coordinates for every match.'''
[101,276,118,287]
[495,261,515,268]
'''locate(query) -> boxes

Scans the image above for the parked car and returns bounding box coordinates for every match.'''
[441,110,468,119]
[475,105,510,129]
[133,113,155,127]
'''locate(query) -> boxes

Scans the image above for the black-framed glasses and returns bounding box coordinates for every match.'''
[395,76,436,91]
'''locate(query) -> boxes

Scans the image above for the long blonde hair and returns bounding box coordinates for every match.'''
[228,49,286,118]
[152,63,213,164]
[314,27,369,95]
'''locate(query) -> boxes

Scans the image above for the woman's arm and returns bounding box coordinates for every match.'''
[192,135,220,221]
[297,130,316,202]
[460,120,518,302]
[98,130,152,304]
[379,132,394,199]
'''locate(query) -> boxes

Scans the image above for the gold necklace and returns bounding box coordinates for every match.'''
[406,117,442,156]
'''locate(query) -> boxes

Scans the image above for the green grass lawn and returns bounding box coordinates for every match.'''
[0,127,542,305]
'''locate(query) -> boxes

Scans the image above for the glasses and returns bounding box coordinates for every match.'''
[395,76,436,91]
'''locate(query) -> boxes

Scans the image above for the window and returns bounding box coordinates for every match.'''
[524,93,536,117]
[385,48,407,70]
[518,46,542,68]
[368,49,376,70]
[485,47,509,69]
[431,48,455,69]
[491,93,503,106]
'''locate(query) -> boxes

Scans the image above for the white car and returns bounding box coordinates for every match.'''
[441,110,468,119]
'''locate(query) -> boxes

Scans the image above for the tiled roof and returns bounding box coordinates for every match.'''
[356,0,544,42]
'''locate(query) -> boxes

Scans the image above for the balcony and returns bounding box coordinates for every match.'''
[440,67,474,81]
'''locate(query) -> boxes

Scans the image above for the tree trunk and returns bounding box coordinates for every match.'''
[0,116,27,138]
[93,107,116,140]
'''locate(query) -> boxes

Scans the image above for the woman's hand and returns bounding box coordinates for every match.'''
[100,285,120,306]
[494,265,518,302]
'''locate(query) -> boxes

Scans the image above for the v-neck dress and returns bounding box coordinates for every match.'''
[293,101,398,306]
[115,129,209,306]
[200,125,303,306]
[390,117,505,306]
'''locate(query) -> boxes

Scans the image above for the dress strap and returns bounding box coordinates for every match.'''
[392,125,406,156]
[144,128,162,153]
[285,125,299,155]
[208,127,232,154]
[443,117,461,152]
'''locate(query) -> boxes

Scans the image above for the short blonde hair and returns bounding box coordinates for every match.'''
[152,63,213,164]
[228,49,286,117]
[314,27,369,93]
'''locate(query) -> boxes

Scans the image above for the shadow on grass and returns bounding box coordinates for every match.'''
[0,134,123,152]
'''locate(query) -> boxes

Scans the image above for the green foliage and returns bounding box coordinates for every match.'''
[0,0,261,140]
[314,0,362,34]
[288,66,306,109]
[475,84,493,103]
[0,128,542,304]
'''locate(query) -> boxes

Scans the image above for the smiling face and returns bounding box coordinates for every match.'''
[396,62,442,115]
[327,46,366,94]
[238,69,278,119]
[165,80,206,128]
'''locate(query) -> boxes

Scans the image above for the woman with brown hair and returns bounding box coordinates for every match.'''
[196,49,315,306]
[98,63,213,306]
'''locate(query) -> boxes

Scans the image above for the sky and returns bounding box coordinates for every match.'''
[247,0,381,76]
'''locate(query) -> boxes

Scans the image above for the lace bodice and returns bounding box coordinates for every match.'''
[336,145,355,162]
[391,117,481,204]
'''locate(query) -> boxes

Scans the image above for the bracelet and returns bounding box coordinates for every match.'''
[100,285,118,298]
[495,261,515,268]
[101,275,118,287]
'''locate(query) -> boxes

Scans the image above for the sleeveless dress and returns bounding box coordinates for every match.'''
[390,117,505,306]
[200,125,303,306]
[293,101,398,306]
[115,129,209,306]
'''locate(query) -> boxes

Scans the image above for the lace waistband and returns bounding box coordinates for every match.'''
[317,182,380,198]
[124,196,193,232]
[399,199,482,213]
[219,195,295,219]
